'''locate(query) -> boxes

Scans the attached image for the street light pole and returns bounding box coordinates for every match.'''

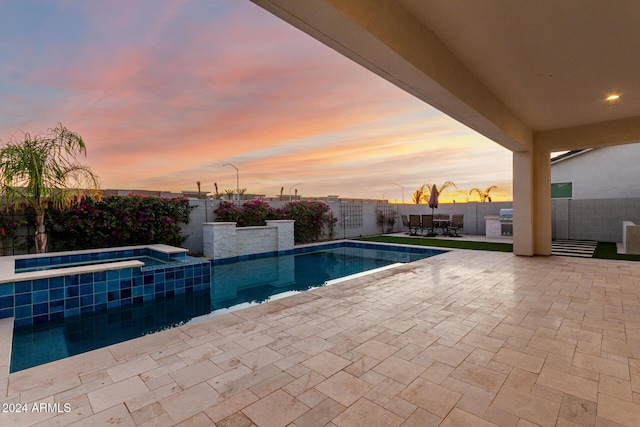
[223,163,239,199]
[391,183,404,205]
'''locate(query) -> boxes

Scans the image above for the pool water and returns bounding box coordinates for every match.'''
[10,243,443,372]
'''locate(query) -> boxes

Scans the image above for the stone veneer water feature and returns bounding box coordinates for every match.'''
[0,244,211,327]
[203,220,295,260]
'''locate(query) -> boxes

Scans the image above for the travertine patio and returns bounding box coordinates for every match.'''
[2,248,640,426]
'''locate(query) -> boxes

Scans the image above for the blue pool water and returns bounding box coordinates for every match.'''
[10,242,444,372]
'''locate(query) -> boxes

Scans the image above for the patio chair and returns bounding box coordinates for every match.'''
[409,215,422,236]
[448,214,464,237]
[421,214,435,236]
[401,215,410,234]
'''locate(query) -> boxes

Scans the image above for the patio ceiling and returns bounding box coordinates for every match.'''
[251,0,640,153]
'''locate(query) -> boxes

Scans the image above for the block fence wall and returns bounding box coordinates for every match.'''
[5,197,640,256]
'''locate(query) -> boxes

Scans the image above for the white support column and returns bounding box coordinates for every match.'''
[512,148,552,256]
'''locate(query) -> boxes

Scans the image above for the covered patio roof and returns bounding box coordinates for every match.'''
[250,0,640,255]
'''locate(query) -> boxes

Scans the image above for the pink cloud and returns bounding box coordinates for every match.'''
[0,1,513,200]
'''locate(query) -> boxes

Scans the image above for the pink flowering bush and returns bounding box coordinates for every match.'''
[44,195,194,251]
[214,199,336,243]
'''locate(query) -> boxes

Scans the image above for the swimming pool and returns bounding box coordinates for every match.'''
[10,241,445,372]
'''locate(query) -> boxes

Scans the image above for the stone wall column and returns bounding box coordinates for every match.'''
[265,220,295,252]
[203,222,237,260]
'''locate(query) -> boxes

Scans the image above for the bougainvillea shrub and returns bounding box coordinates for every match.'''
[45,195,194,251]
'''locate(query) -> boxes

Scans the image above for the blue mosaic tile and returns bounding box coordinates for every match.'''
[94,281,106,294]
[0,296,13,309]
[0,283,14,297]
[33,302,48,316]
[81,295,93,307]
[107,280,120,292]
[49,288,64,301]
[65,275,79,286]
[49,276,64,289]
[15,293,32,307]
[33,279,48,291]
[67,285,79,298]
[33,290,48,304]
[49,300,64,313]
[36,257,50,266]
[15,305,31,319]
[15,281,31,294]
[80,284,93,296]
[65,297,79,309]
[1,248,212,325]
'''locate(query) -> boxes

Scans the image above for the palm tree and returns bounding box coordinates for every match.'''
[469,185,498,202]
[412,188,425,204]
[0,124,100,253]
[224,189,236,200]
[213,182,222,199]
[422,181,457,201]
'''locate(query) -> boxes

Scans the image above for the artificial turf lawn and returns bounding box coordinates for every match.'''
[593,241,640,261]
[357,235,514,252]
[359,236,640,261]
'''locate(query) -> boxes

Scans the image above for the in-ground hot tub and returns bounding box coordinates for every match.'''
[0,244,211,327]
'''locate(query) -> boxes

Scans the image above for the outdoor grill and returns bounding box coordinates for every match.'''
[499,208,513,236]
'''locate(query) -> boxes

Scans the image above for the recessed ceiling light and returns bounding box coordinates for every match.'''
[606,94,620,101]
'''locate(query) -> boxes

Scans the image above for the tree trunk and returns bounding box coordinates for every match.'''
[35,212,47,253]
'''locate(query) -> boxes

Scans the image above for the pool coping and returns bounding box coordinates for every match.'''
[0,244,188,285]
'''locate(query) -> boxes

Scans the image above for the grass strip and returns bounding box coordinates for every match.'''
[357,235,514,252]
[593,242,640,261]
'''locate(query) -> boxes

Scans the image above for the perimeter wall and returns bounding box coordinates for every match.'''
[182,198,640,254]
[4,197,639,256]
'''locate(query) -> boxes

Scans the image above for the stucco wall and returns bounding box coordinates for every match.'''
[552,198,640,242]
[551,144,640,199]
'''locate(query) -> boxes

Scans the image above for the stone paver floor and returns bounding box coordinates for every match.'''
[2,248,640,426]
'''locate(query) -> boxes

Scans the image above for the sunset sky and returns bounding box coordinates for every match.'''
[0,0,513,203]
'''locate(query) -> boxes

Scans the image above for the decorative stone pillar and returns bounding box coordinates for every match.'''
[265,220,295,252]
[203,222,237,260]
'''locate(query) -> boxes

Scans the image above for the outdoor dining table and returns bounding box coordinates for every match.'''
[433,218,451,235]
